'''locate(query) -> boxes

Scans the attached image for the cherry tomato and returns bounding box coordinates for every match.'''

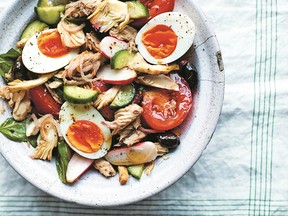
[132,0,175,27]
[29,85,61,117]
[141,73,192,130]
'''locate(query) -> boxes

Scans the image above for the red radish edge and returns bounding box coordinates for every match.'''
[105,141,156,165]
[66,153,94,183]
[97,66,137,85]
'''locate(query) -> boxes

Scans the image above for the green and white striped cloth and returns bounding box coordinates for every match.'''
[0,0,287,215]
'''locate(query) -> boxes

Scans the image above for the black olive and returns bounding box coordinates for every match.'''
[111,134,120,147]
[157,132,180,149]
[179,60,198,91]
[144,133,158,143]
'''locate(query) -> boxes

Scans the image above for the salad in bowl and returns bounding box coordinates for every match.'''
[0,0,195,184]
[0,0,199,186]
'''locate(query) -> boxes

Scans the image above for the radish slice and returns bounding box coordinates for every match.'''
[99,36,129,58]
[105,141,164,166]
[97,65,137,85]
[66,153,94,183]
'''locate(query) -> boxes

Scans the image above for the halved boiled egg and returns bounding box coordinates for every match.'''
[135,12,195,64]
[59,102,112,159]
[22,29,79,74]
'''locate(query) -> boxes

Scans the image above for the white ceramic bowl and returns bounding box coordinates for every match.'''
[0,0,224,206]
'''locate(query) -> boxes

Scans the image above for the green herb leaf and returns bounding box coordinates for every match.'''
[0,118,26,142]
[0,48,21,79]
[26,135,38,148]
[0,48,21,59]
[56,140,72,184]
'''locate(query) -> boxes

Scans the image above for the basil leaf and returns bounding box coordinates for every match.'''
[56,140,72,184]
[0,48,21,79]
[0,48,21,59]
[0,118,26,142]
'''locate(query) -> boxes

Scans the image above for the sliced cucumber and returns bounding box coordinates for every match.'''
[127,1,149,19]
[35,5,65,25]
[20,20,48,40]
[128,164,145,180]
[37,0,51,7]
[111,50,136,69]
[37,0,70,7]
[110,84,135,109]
[63,85,98,104]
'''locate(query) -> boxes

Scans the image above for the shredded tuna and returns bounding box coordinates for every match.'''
[118,117,147,146]
[65,0,100,18]
[0,86,11,100]
[85,32,101,53]
[109,26,138,51]
[94,159,116,177]
[119,117,141,141]
[94,86,121,110]
[63,51,105,85]
[10,90,31,121]
[136,74,179,91]
[121,129,147,146]
[102,104,143,135]
[109,25,137,42]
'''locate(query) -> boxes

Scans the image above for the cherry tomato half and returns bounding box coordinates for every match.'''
[132,0,175,27]
[29,85,61,117]
[141,73,192,131]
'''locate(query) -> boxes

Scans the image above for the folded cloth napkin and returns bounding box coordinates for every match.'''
[0,0,287,215]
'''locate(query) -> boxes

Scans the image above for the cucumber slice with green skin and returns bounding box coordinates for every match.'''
[37,0,51,7]
[35,5,65,25]
[128,164,145,180]
[126,1,149,19]
[20,20,48,40]
[110,84,136,109]
[63,85,98,104]
[111,50,136,69]
[37,0,53,7]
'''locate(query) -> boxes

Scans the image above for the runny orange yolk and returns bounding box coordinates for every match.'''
[37,30,69,58]
[67,120,104,153]
[141,24,178,59]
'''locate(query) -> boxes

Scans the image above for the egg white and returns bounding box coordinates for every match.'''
[22,29,79,74]
[135,12,195,64]
[59,102,112,159]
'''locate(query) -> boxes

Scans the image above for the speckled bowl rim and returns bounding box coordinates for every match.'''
[0,0,224,207]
